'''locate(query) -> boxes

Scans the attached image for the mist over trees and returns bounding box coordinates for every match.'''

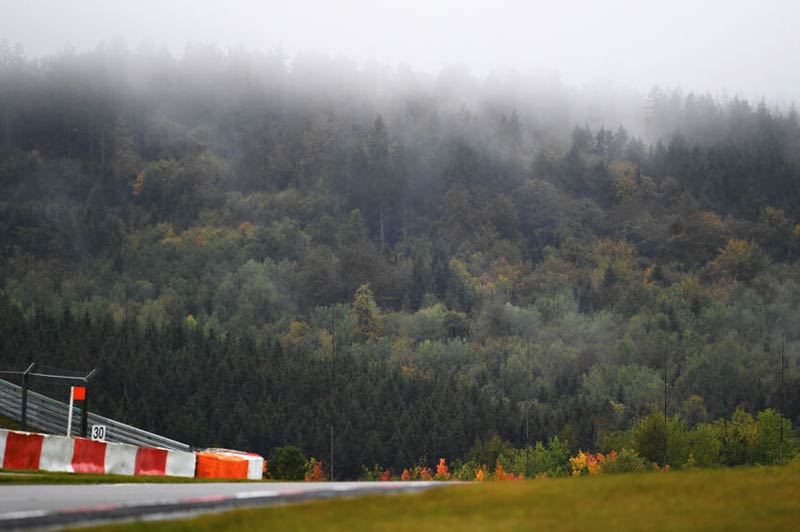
[1,45,799,477]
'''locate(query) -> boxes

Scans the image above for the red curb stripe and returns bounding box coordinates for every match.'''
[181,495,229,503]
[134,447,168,476]
[3,431,44,470]
[72,438,107,474]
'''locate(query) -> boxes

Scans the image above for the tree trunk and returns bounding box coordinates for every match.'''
[379,195,386,251]
[379,206,385,251]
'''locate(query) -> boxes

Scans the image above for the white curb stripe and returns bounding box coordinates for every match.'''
[105,441,138,476]
[39,435,75,472]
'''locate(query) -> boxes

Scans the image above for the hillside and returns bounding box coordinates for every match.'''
[1,48,799,477]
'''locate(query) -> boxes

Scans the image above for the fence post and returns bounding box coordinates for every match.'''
[80,387,89,438]
[80,370,97,438]
[20,362,35,426]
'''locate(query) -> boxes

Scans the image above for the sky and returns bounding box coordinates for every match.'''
[2,0,799,104]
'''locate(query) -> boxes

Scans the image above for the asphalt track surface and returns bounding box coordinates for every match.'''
[0,481,442,530]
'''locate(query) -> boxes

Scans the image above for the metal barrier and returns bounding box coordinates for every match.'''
[0,378,191,452]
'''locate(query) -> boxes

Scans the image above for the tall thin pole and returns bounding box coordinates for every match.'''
[80,385,89,437]
[525,336,530,478]
[780,334,785,465]
[123,282,129,423]
[664,338,668,466]
[330,304,335,481]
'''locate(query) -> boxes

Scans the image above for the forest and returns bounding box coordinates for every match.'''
[0,43,798,478]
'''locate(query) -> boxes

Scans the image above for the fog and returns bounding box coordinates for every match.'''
[3,0,799,104]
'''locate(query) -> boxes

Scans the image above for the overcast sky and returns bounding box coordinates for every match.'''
[2,0,799,103]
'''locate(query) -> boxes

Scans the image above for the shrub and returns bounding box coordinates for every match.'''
[688,422,723,468]
[435,458,451,480]
[271,445,307,480]
[500,437,571,478]
[600,449,647,474]
[452,460,479,481]
[304,457,327,481]
[361,464,387,481]
[666,417,690,468]
[419,466,433,480]
[631,411,668,465]
[755,408,796,464]
[722,408,758,466]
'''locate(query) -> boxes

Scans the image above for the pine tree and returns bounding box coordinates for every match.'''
[110,115,137,188]
[353,283,380,343]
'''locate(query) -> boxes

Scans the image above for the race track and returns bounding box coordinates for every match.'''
[0,481,441,530]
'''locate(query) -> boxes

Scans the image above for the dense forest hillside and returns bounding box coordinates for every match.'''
[1,45,798,477]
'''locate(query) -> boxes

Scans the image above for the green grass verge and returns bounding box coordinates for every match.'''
[78,465,800,531]
[0,470,265,484]
[0,414,26,431]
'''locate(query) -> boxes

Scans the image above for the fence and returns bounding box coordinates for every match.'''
[0,378,191,452]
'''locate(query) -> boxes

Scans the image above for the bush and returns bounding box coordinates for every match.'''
[452,460,479,481]
[270,445,307,480]
[666,416,690,468]
[688,422,723,468]
[600,449,647,474]
[631,411,667,465]
[755,408,796,464]
[530,437,572,477]
[721,408,757,466]
[304,457,327,481]
[496,437,571,478]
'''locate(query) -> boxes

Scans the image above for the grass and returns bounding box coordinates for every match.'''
[0,414,27,431]
[77,464,800,531]
[0,469,264,484]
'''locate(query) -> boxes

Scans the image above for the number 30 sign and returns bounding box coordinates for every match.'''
[91,425,107,441]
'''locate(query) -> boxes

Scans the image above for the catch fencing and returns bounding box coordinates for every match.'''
[0,378,191,452]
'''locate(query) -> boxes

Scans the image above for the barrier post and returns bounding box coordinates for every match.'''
[80,388,89,438]
[81,370,97,439]
[20,362,35,426]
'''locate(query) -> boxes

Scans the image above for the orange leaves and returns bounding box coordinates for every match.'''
[473,462,525,481]
[570,450,620,475]
[435,458,451,480]
[569,450,588,476]
[398,465,432,481]
[378,469,391,481]
[304,458,327,481]
[494,461,507,481]
[399,458,525,482]
[570,450,602,475]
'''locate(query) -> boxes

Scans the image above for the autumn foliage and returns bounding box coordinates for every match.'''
[494,461,508,480]
[420,467,433,481]
[304,458,327,481]
[397,465,433,481]
[435,458,451,480]
[569,450,641,476]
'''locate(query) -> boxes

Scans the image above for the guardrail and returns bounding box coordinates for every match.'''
[0,378,191,452]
